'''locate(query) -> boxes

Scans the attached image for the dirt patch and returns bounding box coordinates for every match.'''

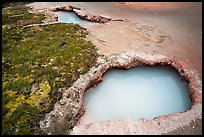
[114,2,193,11]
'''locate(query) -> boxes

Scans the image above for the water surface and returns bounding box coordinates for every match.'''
[56,11,90,24]
[80,66,192,125]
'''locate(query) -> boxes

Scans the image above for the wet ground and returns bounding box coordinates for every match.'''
[27,2,202,135]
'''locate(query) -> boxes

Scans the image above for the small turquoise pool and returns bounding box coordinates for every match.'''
[80,66,192,124]
[56,11,90,24]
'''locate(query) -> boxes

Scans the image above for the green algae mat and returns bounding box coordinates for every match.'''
[2,5,98,135]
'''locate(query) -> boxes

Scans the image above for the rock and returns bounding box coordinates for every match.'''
[54,15,58,21]
[59,100,66,105]
[59,112,64,116]
[69,5,81,10]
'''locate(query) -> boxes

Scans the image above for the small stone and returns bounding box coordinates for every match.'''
[59,112,64,116]
[59,100,66,105]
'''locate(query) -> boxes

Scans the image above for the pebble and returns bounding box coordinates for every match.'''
[59,112,64,116]
[59,100,66,105]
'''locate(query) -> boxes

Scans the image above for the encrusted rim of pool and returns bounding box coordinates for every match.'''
[27,5,125,24]
[39,51,202,135]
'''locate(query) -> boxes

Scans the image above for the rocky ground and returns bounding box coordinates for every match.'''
[26,2,202,135]
[163,117,202,135]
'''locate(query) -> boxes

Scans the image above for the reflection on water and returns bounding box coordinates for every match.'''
[80,66,192,125]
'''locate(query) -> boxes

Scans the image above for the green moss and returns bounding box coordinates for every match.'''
[2,104,45,135]
[2,5,45,26]
[4,94,25,117]
[2,6,98,135]
[26,81,51,111]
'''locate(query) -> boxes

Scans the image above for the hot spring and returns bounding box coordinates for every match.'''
[79,66,192,125]
[56,11,91,24]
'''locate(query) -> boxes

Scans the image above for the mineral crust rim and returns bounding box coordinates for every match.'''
[39,51,202,135]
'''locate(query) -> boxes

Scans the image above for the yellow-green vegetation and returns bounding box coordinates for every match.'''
[2,5,98,135]
[2,6,45,26]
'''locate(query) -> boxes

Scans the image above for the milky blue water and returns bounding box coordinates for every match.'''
[56,11,90,24]
[80,67,192,124]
